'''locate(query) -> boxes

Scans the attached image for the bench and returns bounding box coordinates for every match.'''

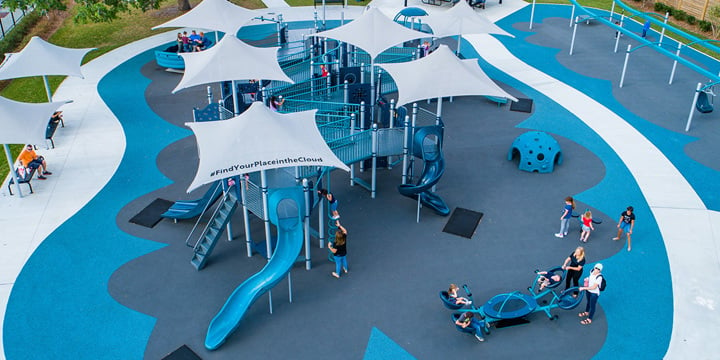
[8,165,37,195]
[46,118,60,149]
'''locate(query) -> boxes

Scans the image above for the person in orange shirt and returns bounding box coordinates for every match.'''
[18,144,51,180]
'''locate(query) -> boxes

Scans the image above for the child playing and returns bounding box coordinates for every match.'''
[448,284,472,305]
[580,210,594,243]
[318,188,339,219]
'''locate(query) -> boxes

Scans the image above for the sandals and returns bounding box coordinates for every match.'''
[580,319,592,325]
[578,312,589,317]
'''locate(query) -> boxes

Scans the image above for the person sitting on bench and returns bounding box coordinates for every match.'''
[51,111,63,126]
[448,284,472,305]
[19,144,52,180]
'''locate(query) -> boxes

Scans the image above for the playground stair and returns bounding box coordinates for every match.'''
[191,191,239,270]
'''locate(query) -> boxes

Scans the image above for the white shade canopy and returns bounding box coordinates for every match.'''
[310,7,427,60]
[186,102,349,192]
[377,45,518,106]
[173,36,293,93]
[152,0,257,35]
[0,96,67,145]
[423,1,513,38]
[0,36,94,80]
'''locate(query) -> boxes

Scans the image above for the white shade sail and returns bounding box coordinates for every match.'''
[173,36,293,93]
[310,7,427,60]
[377,45,518,106]
[0,36,94,80]
[152,0,257,35]
[0,96,67,145]
[186,102,349,192]
[423,1,514,38]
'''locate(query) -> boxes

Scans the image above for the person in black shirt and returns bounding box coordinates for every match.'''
[613,206,636,251]
[328,221,348,278]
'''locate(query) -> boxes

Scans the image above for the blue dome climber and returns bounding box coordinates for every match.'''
[507,131,563,173]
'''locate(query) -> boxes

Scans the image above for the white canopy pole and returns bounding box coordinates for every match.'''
[4,144,23,197]
[42,75,52,102]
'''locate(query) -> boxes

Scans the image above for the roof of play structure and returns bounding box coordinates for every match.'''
[152,0,257,35]
[0,36,94,80]
[311,7,427,60]
[186,102,349,192]
[423,1,513,38]
[377,45,518,106]
[173,36,293,93]
[0,96,67,145]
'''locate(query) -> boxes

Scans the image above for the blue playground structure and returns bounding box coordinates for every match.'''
[205,187,305,350]
[441,270,585,341]
[154,38,215,70]
[507,131,563,173]
[398,123,450,216]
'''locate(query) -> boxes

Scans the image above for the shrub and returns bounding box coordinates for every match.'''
[687,15,696,25]
[673,9,688,22]
[655,2,670,12]
[699,20,713,32]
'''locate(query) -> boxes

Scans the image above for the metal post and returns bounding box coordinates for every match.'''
[242,174,252,257]
[659,12,669,44]
[232,80,240,116]
[669,42,682,85]
[207,86,213,104]
[388,99,396,169]
[570,18,579,55]
[303,178,311,270]
[685,83,702,131]
[318,171,326,248]
[619,44,631,88]
[343,80,349,104]
[409,104,418,182]
[42,75,52,102]
[310,60,315,98]
[401,115,410,185]
[360,62,365,83]
[360,101,366,173]
[529,0,536,30]
[371,123,378,199]
[288,272,293,303]
[570,5,575,27]
[4,144,23,197]
[350,113,356,186]
[610,1,615,19]
[261,170,272,261]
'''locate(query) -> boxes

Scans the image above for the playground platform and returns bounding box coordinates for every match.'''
[1,1,719,359]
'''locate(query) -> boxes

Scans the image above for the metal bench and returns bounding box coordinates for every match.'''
[8,166,37,195]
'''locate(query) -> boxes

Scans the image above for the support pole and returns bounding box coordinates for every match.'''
[570,17,579,55]
[401,115,410,185]
[242,173,252,257]
[303,178,311,270]
[42,75,52,102]
[669,42,682,85]
[619,44,631,88]
[261,170,272,261]
[685,82,702,132]
[318,170,326,248]
[569,5,575,27]
[529,0,536,30]
[659,12,669,45]
[350,114,356,186]
[4,144,23,197]
[371,123,377,199]
[232,80,240,116]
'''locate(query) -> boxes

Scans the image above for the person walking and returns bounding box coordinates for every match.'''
[554,196,575,238]
[613,206,636,251]
[328,221,348,278]
[642,20,651,38]
[578,263,603,325]
[562,246,585,295]
[579,210,594,243]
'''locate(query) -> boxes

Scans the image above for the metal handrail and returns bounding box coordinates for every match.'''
[183,183,226,249]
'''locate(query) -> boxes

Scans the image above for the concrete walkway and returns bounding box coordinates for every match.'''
[1,0,716,358]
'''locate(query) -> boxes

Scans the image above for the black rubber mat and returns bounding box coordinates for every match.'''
[510,98,534,113]
[129,198,174,228]
[494,317,531,328]
[161,345,202,360]
[442,207,484,239]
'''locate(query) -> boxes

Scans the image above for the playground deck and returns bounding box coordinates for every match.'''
[1,1,719,359]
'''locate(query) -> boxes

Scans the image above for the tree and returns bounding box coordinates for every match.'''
[708,4,720,39]
[2,0,191,23]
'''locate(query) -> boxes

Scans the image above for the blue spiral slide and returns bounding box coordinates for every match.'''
[397,125,450,216]
[205,187,305,350]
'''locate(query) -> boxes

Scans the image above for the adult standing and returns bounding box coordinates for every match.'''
[554,196,575,238]
[578,263,603,325]
[562,246,585,295]
[328,221,348,278]
[613,206,636,251]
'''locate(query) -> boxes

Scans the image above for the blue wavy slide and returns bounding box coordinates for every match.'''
[398,126,450,216]
[205,187,305,350]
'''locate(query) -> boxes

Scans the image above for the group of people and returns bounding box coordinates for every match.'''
[176,30,210,53]
[554,196,636,251]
